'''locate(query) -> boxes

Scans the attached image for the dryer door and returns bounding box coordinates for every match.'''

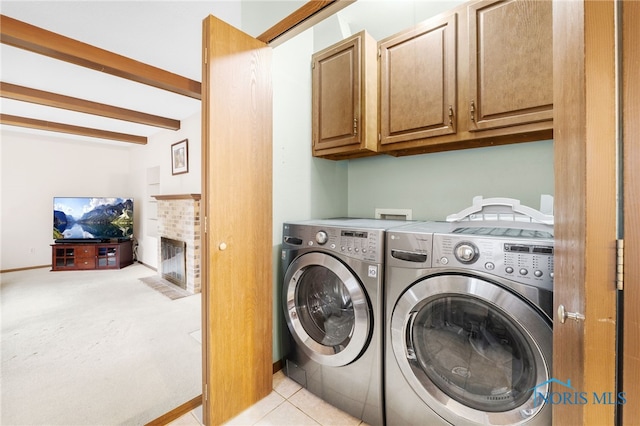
[391,274,552,425]
[284,252,371,367]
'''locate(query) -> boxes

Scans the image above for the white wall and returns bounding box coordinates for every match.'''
[0,131,132,270]
[129,112,202,268]
[0,111,201,271]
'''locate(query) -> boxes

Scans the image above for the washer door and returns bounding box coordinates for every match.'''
[391,274,551,425]
[284,252,371,367]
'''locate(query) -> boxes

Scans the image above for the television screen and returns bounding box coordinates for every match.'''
[53,197,134,242]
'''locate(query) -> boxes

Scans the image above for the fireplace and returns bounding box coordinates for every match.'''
[153,194,201,294]
[160,237,187,289]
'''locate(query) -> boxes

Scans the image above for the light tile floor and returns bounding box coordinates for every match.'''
[169,370,368,426]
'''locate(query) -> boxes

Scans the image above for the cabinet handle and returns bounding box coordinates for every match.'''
[470,101,476,122]
[448,105,454,127]
[353,118,358,136]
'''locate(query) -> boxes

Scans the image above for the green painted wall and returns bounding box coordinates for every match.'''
[347,141,554,221]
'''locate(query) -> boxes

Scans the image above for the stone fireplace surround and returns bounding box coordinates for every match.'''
[152,194,201,294]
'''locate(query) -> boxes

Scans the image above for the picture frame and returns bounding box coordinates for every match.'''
[171,139,189,175]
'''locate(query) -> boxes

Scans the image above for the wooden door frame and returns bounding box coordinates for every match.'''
[553,0,617,424]
[621,2,640,424]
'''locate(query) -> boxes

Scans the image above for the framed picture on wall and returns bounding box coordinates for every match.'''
[171,139,189,175]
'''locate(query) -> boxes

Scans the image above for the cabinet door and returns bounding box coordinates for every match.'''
[468,0,552,131]
[53,246,75,269]
[379,12,457,147]
[96,246,118,269]
[312,31,377,157]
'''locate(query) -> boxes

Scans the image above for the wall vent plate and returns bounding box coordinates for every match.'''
[375,208,412,220]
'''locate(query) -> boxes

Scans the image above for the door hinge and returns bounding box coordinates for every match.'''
[204,216,207,233]
[616,239,624,290]
[204,383,208,401]
[312,61,315,69]
[204,48,208,64]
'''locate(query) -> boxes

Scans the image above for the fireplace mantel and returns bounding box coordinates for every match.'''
[152,194,201,200]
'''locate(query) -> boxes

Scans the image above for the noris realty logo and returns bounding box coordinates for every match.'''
[531,378,626,407]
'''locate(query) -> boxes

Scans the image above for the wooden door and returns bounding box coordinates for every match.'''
[312,30,377,158]
[378,12,457,147]
[201,15,273,425]
[552,1,617,424]
[621,2,640,424]
[468,0,553,131]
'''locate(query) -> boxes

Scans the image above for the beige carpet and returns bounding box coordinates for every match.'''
[0,263,202,425]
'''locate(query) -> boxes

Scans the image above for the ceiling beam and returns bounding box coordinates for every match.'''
[257,0,356,46]
[0,114,147,145]
[0,82,181,130]
[0,14,201,99]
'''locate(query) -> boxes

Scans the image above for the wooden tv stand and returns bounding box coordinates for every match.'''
[51,240,133,271]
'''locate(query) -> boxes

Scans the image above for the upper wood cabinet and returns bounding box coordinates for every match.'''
[379,12,458,147]
[468,0,553,131]
[377,0,553,156]
[312,30,377,159]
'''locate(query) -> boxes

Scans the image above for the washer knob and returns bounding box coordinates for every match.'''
[454,242,479,264]
[316,231,328,245]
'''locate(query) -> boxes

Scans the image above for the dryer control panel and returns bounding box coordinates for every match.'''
[432,233,554,291]
[283,223,385,263]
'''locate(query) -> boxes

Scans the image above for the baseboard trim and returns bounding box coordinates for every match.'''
[0,262,155,274]
[145,395,202,426]
[0,264,50,273]
[136,260,157,271]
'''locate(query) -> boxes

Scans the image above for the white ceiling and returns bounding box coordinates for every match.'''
[0,1,305,144]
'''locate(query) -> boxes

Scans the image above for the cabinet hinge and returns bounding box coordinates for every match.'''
[616,239,624,290]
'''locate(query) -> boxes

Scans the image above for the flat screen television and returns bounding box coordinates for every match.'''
[53,197,134,243]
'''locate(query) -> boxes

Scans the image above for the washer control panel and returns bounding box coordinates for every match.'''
[283,223,385,263]
[432,233,554,291]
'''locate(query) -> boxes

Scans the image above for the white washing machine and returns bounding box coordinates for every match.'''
[385,199,554,425]
[281,218,411,426]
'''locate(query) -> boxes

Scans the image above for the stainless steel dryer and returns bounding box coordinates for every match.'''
[281,218,410,426]
[385,200,554,426]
